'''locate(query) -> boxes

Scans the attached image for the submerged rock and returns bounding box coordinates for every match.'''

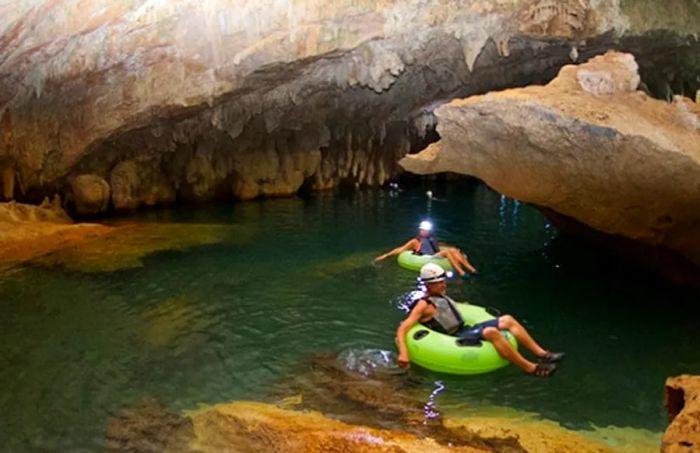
[663,375,700,452]
[0,202,248,273]
[189,401,491,453]
[105,398,194,453]
[274,352,528,452]
[33,222,250,273]
[401,51,700,286]
[0,199,104,270]
[106,397,648,453]
[1,1,699,208]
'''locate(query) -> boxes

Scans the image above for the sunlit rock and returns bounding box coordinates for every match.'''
[189,401,493,452]
[663,375,700,453]
[401,51,700,285]
[106,396,656,452]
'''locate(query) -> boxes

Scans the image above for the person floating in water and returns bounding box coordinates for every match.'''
[396,263,564,377]
[374,220,478,278]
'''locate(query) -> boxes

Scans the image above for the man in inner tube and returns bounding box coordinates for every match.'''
[395,263,564,378]
[373,220,477,278]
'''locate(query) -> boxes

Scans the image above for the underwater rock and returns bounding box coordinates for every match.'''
[189,401,491,453]
[70,174,110,215]
[105,398,194,453]
[141,295,213,354]
[663,375,700,452]
[0,208,248,273]
[1,1,700,207]
[0,200,110,271]
[274,352,526,452]
[401,51,700,286]
[33,222,247,273]
[104,395,658,453]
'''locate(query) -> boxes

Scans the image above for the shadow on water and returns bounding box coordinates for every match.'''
[0,180,698,450]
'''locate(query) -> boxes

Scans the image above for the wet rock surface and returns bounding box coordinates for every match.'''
[401,51,700,286]
[102,350,650,452]
[0,200,247,273]
[105,399,194,453]
[663,375,700,453]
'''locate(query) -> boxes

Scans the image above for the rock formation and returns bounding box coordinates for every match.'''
[1,1,699,210]
[663,375,700,452]
[105,397,638,453]
[0,200,246,273]
[401,51,700,285]
[70,174,111,215]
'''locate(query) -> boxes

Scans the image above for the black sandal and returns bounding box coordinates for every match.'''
[528,362,557,378]
[538,351,565,363]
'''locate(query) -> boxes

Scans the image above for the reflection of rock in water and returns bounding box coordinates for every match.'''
[105,398,194,453]
[274,351,525,452]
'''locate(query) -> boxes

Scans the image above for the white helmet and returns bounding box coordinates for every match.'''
[420,263,446,283]
[418,220,433,232]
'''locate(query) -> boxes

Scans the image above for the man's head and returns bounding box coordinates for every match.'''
[420,263,447,295]
[418,220,432,238]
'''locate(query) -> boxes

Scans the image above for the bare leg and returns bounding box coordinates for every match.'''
[456,250,477,273]
[435,250,466,276]
[482,327,536,373]
[445,247,477,274]
[498,315,547,357]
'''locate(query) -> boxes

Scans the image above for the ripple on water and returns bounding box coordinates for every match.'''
[1,183,698,451]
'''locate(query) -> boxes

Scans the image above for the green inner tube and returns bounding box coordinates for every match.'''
[397,250,453,272]
[405,303,517,375]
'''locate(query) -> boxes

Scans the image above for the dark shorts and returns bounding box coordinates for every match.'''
[455,318,500,341]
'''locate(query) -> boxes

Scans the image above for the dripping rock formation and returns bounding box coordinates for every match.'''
[1,1,699,212]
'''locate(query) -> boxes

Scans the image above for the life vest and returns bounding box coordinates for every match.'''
[424,295,463,335]
[415,236,440,255]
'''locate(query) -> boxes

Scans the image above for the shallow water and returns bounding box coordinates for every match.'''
[1,180,698,450]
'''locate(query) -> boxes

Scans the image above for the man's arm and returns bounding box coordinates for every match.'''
[396,300,428,367]
[374,239,418,262]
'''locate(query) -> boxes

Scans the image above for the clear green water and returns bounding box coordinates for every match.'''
[1,181,698,450]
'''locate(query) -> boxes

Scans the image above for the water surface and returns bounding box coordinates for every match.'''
[1,180,698,450]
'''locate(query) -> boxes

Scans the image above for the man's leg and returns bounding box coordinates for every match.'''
[498,315,547,358]
[482,327,536,373]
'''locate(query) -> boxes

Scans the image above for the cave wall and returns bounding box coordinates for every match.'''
[1,0,699,212]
